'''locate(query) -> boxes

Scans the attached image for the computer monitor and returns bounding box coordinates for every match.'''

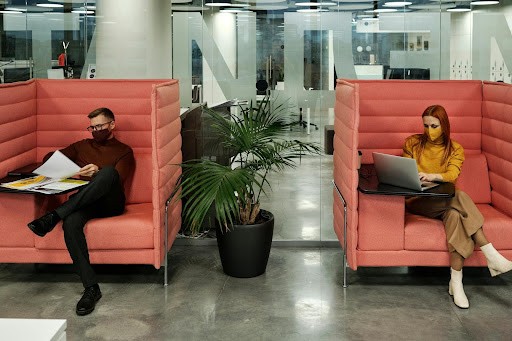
[2,68,31,83]
[387,68,430,80]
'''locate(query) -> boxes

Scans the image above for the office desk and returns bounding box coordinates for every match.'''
[0,164,38,194]
[358,164,455,198]
[0,163,85,195]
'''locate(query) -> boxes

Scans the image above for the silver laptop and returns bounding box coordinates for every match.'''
[372,152,440,191]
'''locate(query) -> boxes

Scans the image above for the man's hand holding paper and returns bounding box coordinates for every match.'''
[77,164,100,178]
[33,150,81,179]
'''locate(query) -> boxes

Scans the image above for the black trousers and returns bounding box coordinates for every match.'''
[55,166,125,288]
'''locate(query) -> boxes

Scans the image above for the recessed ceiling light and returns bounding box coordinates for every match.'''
[205,1,232,6]
[364,8,398,13]
[72,10,95,14]
[172,5,210,11]
[295,1,336,6]
[447,5,471,11]
[470,0,499,4]
[297,8,329,12]
[36,3,64,8]
[383,1,412,7]
[409,2,456,9]
[334,3,373,10]
[5,7,27,12]
[331,0,374,2]
[249,5,289,10]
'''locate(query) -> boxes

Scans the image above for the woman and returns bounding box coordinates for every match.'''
[403,104,512,309]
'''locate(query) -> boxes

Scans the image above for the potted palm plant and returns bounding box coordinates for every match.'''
[173,96,321,277]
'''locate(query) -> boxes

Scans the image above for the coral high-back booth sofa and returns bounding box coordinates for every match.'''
[333,79,512,284]
[0,79,182,283]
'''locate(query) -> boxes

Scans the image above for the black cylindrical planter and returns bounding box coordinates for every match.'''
[216,210,274,278]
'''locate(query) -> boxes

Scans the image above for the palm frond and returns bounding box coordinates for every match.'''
[177,160,255,234]
[172,97,322,231]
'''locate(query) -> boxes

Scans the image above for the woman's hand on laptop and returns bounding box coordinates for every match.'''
[419,172,442,182]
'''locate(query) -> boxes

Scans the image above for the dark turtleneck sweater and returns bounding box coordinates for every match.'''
[46,137,135,186]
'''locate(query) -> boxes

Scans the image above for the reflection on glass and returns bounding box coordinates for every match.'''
[0,30,32,83]
[303,30,329,90]
[191,39,203,103]
[256,15,284,91]
[51,30,88,79]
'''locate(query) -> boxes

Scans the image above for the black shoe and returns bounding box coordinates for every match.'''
[27,211,61,237]
[76,285,102,316]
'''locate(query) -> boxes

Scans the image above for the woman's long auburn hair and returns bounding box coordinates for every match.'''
[415,104,453,165]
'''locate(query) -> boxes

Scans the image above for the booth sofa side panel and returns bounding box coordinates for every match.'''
[482,81,512,219]
[0,79,37,177]
[333,80,360,269]
[0,80,39,252]
[151,81,182,267]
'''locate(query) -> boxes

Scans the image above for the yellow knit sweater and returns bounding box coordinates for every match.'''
[402,134,465,183]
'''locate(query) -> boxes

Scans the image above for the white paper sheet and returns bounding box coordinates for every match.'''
[33,150,81,179]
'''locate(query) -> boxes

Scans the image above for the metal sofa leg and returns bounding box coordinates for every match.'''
[333,180,348,288]
[164,197,171,286]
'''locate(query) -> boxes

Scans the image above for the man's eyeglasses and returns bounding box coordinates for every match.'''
[86,121,113,132]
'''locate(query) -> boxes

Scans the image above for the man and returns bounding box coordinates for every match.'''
[27,107,135,316]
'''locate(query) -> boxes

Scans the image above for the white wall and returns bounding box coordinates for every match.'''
[450,12,472,80]
[95,0,172,78]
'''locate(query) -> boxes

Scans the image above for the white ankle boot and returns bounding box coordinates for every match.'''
[480,243,512,277]
[449,268,469,309]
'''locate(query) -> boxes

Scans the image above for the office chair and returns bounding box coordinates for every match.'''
[292,88,319,132]
[291,107,319,131]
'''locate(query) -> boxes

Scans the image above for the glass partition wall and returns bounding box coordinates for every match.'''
[0,1,94,81]
[2,0,511,242]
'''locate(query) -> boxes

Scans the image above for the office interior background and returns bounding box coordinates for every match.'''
[1,0,511,243]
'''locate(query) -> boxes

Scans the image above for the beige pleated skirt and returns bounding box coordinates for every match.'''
[405,190,484,258]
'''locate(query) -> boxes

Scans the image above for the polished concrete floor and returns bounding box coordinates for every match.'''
[1,246,512,340]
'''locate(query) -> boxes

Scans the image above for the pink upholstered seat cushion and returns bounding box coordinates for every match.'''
[34,203,154,250]
[404,213,447,251]
[456,154,491,204]
[405,204,512,251]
